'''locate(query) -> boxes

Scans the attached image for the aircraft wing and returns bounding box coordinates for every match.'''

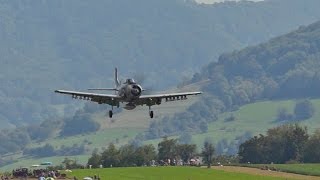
[54,90,121,106]
[137,91,202,106]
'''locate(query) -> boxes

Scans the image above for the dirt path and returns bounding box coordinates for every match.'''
[212,166,320,180]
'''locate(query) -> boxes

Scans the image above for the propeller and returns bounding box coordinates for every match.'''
[133,73,154,94]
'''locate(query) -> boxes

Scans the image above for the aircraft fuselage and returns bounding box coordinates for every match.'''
[118,80,143,110]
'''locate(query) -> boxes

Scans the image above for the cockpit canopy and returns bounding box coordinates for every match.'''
[125,78,136,84]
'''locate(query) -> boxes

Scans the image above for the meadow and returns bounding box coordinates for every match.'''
[146,99,320,150]
[243,164,320,176]
[65,167,286,180]
[3,98,320,172]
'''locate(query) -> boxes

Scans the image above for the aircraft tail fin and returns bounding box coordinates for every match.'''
[115,67,120,88]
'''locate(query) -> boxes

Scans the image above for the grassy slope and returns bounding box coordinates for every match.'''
[146,99,320,149]
[193,99,320,144]
[244,164,320,176]
[66,167,286,180]
[3,98,320,171]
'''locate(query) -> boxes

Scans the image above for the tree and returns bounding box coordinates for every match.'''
[119,144,136,167]
[158,137,178,161]
[176,144,197,163]
[304,130,320,162]
[135,144,157,166]
[62,157,82,169]
[238,135,267,164]
[87,149,101,168]
[294,100,315,120]
[60,112,100,136]
[239,124,309,164]
[101,143,120,167]
[201,140,215,168]
[276,108,293,122]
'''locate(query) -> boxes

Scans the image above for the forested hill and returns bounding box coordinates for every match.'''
[145,20,320,139]
[2,0,320,128]
[200,20,320,102]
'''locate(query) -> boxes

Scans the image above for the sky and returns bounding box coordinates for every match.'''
[195,0,264,4]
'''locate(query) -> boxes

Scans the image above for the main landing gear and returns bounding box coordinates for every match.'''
[108,110,113,118]
[149,106,154,118]
[108,106,113,118]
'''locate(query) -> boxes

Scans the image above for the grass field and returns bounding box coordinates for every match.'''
[243,164,320,176]
[65,167,286,180]
[145,99,320,150]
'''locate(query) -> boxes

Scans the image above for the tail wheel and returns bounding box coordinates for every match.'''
[149,111,154,118]
[109,110,113,118]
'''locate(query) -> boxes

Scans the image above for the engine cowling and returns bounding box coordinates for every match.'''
[130,84,142,97]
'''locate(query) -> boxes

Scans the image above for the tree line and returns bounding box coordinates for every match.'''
[88,124,320,168]
[87,137,215,168]
[239,124,320,164]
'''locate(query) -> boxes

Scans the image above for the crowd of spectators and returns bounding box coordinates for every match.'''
[12,168,30,178]
[9,168,63,179]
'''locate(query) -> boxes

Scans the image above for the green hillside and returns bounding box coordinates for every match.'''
[2,98,320,170]
[144,18,320,140]
[145,99,320,153]
[2,0,320,128]
[4,0,320,168]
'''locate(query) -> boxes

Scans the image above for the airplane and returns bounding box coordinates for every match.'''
[55,68,202,118]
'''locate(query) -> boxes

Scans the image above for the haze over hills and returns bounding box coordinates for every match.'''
[143,20,320,140]
[2,2,320,168]
[2,19,320,169]
[2,0,320,129]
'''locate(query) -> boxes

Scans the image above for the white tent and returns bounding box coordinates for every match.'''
[83,177,93,180]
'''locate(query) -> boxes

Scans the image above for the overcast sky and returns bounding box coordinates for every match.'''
[195,0,264,4]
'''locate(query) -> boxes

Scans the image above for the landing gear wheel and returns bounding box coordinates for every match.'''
[149,111,154,118]
[109,110,113,118]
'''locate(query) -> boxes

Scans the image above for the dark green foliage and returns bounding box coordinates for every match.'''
[276,108,294,122]
[58,144,86,156]
[294,100,315,120]
[62,158,83,169]
[134,144,157,166]
[303,130,320,163]
[158,137,178,161]
[119,144,137,167]
[23,143,86,157]
[60,111,99,136]
[101,143,121,168]
[201,140,215,168]
[87,149,101,168]
[91,143,157,168]
[23,143,56,157]
[239,124,309,164]
[224,114,236,122]
[176,144,197,163]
